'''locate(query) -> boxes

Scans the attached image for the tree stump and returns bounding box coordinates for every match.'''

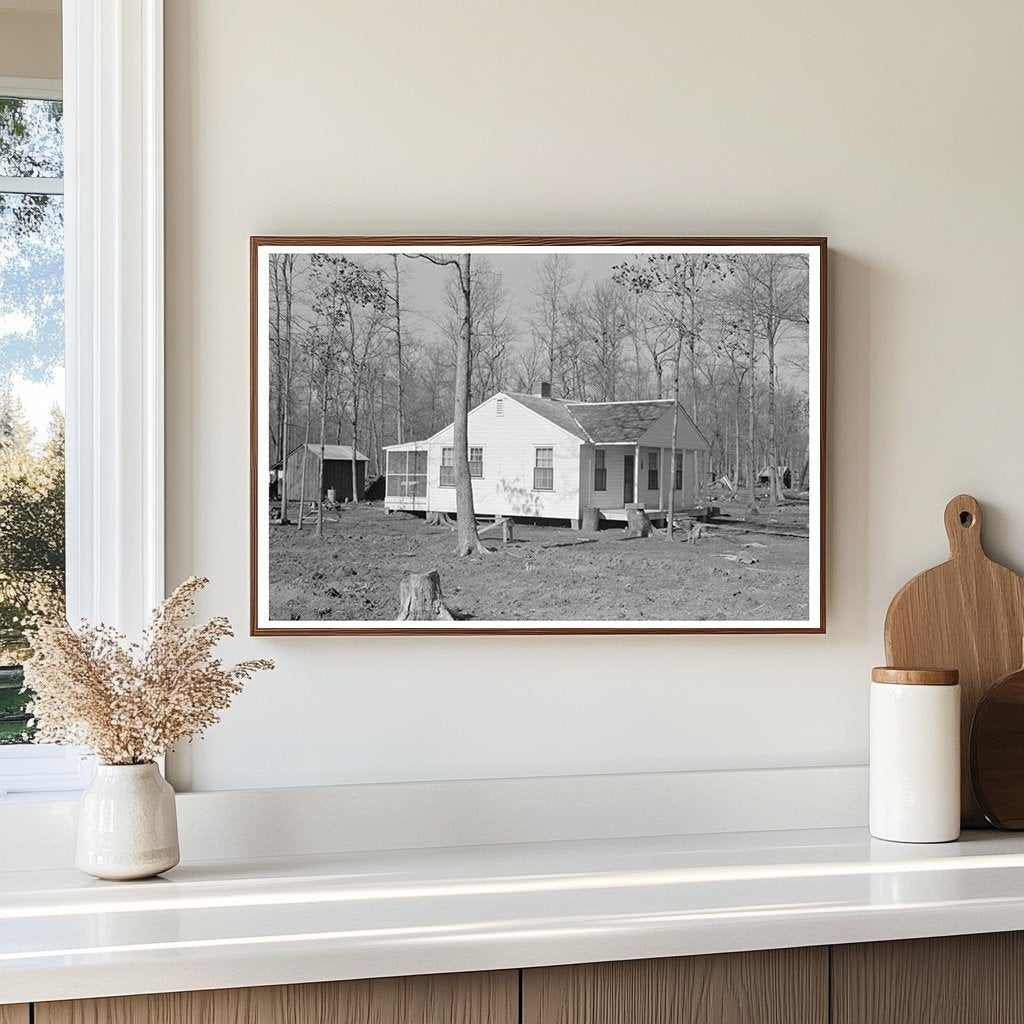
[625,503,651,538]
[502,517,514,543]
[397,571,455,621]
[582,506,601,532]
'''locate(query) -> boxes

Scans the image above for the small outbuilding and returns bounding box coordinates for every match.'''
[757,465,792,490]
[282,443,368,504]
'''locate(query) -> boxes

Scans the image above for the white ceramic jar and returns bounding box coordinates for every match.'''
[870,667,961,843]
[76,762,180,880]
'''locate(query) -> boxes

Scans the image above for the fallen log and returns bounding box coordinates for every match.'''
[707,522,810,540]
[540,537,597,550]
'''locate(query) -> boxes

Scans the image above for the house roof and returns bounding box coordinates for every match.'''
[403,393,710,449]
[506,393,590,441]
[302,444,368,461]
[565,400,675,444]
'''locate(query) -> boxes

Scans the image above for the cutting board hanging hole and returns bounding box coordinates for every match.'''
[944,494,983,556]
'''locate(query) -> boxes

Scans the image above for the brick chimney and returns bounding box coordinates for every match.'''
[540,381,552,399]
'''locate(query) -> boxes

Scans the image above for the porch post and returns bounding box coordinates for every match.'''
[634,443,641,504]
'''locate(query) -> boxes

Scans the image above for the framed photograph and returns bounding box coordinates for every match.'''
[250,237,826,635]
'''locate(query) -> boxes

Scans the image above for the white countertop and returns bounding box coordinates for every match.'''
[4,826,1024,1004]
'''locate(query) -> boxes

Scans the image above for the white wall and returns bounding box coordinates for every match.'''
[164,1,1024,791]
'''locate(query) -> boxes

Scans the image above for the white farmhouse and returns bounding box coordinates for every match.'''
[383,386,710,528]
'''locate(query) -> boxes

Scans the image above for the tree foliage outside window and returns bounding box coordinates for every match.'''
[0,95,65,744]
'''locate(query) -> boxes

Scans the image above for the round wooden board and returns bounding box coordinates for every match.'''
[971,665,1024,829]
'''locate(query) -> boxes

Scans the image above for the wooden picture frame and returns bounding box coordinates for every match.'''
[251,237,827,635]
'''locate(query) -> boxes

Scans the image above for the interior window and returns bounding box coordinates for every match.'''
[0,93,65,746]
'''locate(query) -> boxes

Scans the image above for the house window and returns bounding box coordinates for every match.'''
[496,399,504,416]
[0,91,65,750]
[439,447,454,486]
[675,452,685,491]
[648,458,659,492]
[469,447,483,478]
[594,449,607,491]
[534,447,554,490]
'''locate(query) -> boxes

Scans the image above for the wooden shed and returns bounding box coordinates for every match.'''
[283,443,368,504]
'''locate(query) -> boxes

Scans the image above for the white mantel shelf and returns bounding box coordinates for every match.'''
[5,826,1024,1004]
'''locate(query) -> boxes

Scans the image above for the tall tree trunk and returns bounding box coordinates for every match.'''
[667,326,683,541]
[278,255,295,523]
[689,338,701,504]
[733,386,741,489]
[367,379,379,478]
[392,254,404,444]
[297,358,314,531]
[767,272,780,508]
[350,390,360,506]
[453,253,489,556]
[272,258,283,467]
[317,364,329,538]
[746,295,757,508]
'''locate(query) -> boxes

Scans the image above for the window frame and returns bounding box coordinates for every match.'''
[468,446,484,479]
[533,446,554,491]
[593,448,607,492]
[674,452,684,491]
[0,76,85,795]
[648,458,659,492]
[0,0,166,797]
[439,446,455,487]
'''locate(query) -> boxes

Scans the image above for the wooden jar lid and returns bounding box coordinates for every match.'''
[871,667,960,686]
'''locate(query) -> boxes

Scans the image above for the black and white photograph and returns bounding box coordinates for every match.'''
[251,238,825,634]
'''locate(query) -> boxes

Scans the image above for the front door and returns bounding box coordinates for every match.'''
[623,454,634,505]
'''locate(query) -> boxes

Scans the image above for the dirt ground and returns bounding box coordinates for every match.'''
[268,500,811,623]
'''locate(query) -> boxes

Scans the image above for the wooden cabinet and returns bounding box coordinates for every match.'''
[832,932,1024,1024]
[522,948,828,1024]
[14,933,1024,1024]
[34,971,517,1024]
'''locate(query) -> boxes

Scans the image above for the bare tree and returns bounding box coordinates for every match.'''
[748,254,809,505]
[391,254,405,444]
[587,280,628,401]
[409,253,490,556]
[308,256,388,535]
[269,253,298,522]
[614,255,728,538]
[529,254,578,389]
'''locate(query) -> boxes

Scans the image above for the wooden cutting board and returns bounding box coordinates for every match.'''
[884,494,1024,826]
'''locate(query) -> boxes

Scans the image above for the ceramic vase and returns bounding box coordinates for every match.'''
[76,762,180,880]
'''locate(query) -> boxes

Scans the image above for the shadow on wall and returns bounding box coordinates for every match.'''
[829,249,871,635]
[498,479,544,517]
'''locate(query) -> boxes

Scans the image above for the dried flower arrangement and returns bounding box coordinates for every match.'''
[23,577,273,765]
